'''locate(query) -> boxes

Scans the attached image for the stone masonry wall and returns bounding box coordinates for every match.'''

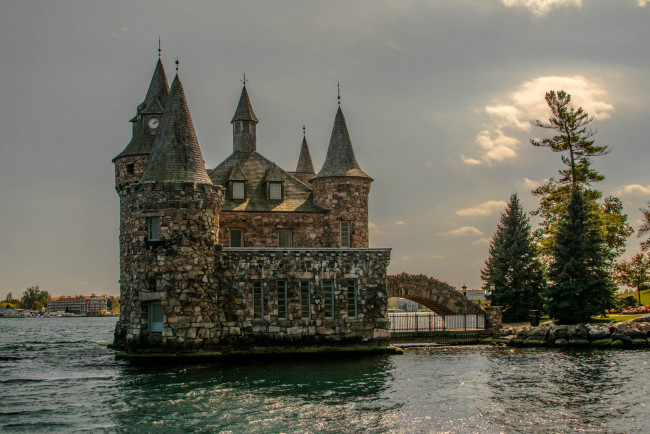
[218,211,328,248]
[114,155,149,191]
[114,181,224,352]
[214,248,392,350]
[310,177,371,248]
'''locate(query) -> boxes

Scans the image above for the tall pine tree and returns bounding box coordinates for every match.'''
[546,188,616,324]
[481,194,545,322]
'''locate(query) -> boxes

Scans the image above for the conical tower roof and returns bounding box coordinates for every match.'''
[113,59,169,161]
[315,107,370,179]
[230,85,258,124]
[142,58,170,110]
[140,75,212,184]
[296,135,315,174]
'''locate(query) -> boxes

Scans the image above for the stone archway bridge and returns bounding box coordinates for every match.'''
[386,273,502,330]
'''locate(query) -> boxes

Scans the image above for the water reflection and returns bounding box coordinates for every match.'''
[113,355,396,432]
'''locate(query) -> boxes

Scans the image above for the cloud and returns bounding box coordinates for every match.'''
[471,238,492,245]
[501,0,582,16]
[465,75,614,165]
[638,0,648,5]
[438,226,484,237]
[368,221,384,235]
[401,256,412,262]
[517,177,542,190]
[394,220,406,226]
[457,200,507,217]
[428,254,445,260]
[613,184,650,196]
[111,27,132,39]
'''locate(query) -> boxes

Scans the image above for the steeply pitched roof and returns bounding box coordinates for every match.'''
[140,75,212,184]
[113,59,169,161]
[230,85,258,124]
[227,163,248,182]
[295,135,315,174]
[315,106,371,179]
[209,152,325,212]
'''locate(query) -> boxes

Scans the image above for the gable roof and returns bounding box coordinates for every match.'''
[315,106,371,179]
[140,75,212,184]
[209,152,325,212]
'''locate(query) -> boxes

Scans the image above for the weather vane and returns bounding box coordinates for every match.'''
[337,81,341,105]
[241,72,248,86]
[175,57,179,72]
[303,124,306,136]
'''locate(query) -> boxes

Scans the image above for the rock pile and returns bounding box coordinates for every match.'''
[487,315,650,348]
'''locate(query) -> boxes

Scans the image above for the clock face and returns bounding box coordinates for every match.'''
[148,118,160,129]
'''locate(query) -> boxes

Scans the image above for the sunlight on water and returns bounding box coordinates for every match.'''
[0,318,648,432]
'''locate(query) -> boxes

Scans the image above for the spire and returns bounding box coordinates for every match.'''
[142,58,170,110]
[231,85,258,124]
[315,106,370,179]
[113,58,169,161]
[140,75,212,184]
[295,128,315,174]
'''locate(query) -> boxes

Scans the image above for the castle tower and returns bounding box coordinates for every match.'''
[311,106,373,248]
[114,73,224,352]
[231,85,258,153]
[113,58,169,191]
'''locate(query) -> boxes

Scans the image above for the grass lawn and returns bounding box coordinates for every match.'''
[591,314,644,324]
[617,288,649,306]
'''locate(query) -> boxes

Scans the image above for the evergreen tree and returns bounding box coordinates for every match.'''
[481,194,546,322]
[530,90,631,265]
[546,188,616,324]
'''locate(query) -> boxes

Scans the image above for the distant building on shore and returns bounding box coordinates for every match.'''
[48,295,107,315]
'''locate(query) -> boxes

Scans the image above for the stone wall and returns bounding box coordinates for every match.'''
[310,177,371,248]
[114,180,224,352]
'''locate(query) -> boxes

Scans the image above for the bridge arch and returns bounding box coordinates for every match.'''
[386,273,483,315]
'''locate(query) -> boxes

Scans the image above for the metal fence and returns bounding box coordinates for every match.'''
[388,312,485,332]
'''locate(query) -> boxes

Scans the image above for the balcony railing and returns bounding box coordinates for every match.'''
[388,312,485,332]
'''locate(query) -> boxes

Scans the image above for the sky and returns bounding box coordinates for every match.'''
[1,0,649,299]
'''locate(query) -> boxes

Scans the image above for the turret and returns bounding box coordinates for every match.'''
[113,58,169,191]
[231,84,258,153]
[114,73,225,352]
[291,127,316,184]
[311,105,373,248]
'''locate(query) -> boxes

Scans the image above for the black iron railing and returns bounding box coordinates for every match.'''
[388,312,485,332]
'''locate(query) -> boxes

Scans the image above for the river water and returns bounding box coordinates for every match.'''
[0,317,648,433]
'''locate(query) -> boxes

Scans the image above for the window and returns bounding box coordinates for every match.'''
[268,182,282,201]
[126,164,135,175]
[278,229,292,248]
[231,181,245,200]
[253,281,264,319]
[277,280,288,320]
[340,222,350,248]
[322,279,334,319]
[344,280,357,319]
[300,280,311,320]
[234,121,242,134]
[147,217,160,241]
[148,301,163,333]
[229,229,243,247]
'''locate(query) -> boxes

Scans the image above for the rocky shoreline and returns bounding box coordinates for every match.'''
[485,315,650,348]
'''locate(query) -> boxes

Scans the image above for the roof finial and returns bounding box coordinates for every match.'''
[337,81,341,105]
[303,124,306,136]
[241,72,248,86]
[175,57,179,72]
[158,36,161,57]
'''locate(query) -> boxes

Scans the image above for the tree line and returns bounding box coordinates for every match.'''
[1,287,120,311]
[481,90,649,324]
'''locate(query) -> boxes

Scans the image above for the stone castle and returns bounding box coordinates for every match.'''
[113,57,392,353]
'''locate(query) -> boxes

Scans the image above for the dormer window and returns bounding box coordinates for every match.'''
[231,181,246,200]
[268,182,283,201]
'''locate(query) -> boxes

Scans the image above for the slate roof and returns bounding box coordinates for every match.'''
[209,152,325,212]
[230,85,258,124]
[315,106,371,179]
[140,75,212,184]
[296,135,315,174]
[113,59,169,161]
